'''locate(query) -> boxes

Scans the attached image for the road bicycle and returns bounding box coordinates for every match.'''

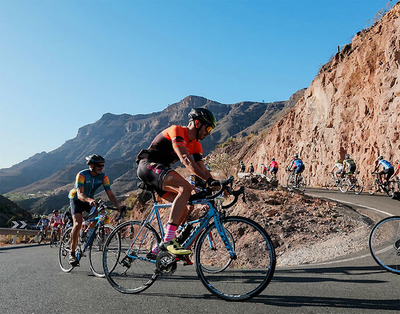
[369,216,400,274]
[338,171,364,195]
[49,226,60,248]
[368,172,395,197]
[324,172,341,191]
[286,169,306,191]
[102,176,276,301]
[59,200,124,277]
[37,225,48,244]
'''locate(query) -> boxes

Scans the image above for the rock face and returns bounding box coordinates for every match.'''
[241,3,400,186]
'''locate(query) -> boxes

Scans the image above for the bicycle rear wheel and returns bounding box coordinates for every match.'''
[59,227,73,272]
[368,180,378,195]
[369,216,400,274]
[195,216,276,301]
[89,224,114,278]
[103,220,161,294]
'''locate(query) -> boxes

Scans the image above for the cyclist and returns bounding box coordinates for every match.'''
[342,154,357,183]
[374,156,394,186]
[49,209,63,242]
[330,159,343,182]
[239,160,245,173]
[287,153,304,186]
[68,154,122,266]
[260,164,267,176]
[63,207,73,229]
[248,163,254,173]
[268,158,279,179]
[37,215,50,238]
[136,107,216,256]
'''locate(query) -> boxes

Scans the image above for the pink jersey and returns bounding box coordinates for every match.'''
[269,161,278,168]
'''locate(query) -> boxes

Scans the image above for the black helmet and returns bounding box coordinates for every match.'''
[86,154,105,165]
[188,108,217,128]
[345,154,350,159]
[378,156,383,160]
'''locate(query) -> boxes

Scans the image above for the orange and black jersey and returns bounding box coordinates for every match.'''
[136,125,203,166]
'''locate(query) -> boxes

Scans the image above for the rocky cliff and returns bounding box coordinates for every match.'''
[238,2,400,186]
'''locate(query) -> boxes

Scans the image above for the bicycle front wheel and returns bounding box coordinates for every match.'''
[59,227,73,273]
[353,179,364,195]
[195,216,276,301]
[369,216,400,274]
[89,224,114,278]
[103,220,161,294]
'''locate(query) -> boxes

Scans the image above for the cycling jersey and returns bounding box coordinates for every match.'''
[378,159,394,169]
[51,214,63,226]
[136,125,203,166]
[38,218,49,227]
[68,169,111,199]
[343,158,356,168]
[291,158,303,168]
[269,161,278,169]
[332,162,343,172]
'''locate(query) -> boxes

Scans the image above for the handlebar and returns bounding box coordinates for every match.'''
[89,200,126,222]
[188,176,246,209]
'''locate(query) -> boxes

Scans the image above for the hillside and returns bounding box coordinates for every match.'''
[228,2,400,186]
[0,195,32,228]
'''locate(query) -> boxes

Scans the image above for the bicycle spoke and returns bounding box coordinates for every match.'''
[195,216,275,301]
[89,224,114,278]
[103,221,160,294]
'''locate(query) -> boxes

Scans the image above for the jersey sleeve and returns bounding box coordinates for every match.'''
[165,125,186,148]
[103,174,111,191]
[76,172,85,188]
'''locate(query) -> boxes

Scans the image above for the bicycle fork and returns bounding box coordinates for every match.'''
[213,218,237,260]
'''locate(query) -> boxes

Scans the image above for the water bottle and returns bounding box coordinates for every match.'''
[177,224,193,244]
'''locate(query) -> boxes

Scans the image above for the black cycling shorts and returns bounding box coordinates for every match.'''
[380,167,394,181]
[70,198,93,216]
[137,159,172,197]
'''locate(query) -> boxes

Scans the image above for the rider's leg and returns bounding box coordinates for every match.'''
[70,213,83,254]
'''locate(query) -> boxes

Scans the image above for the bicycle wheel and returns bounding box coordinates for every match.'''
[89,224,114,278]
[37,231,44,244]
[369,216,400,274]
[368,180,378,195]
[50,232,57,248]
[386,182,395,197]
[59,227,74,272]
[353,179,364,195]
[286,174,294,188]
[199,228,235,274]
[103,220,161,294]
[195,216,276,301]
[339,178,350,193]
[297,176,306,191]
[324,177,335,190]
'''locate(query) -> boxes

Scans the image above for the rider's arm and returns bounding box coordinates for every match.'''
[77,186,96,206]
[105,189,119,208]
[174,145,212,182]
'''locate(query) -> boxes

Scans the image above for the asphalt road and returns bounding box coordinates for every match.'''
[1,189,400,314]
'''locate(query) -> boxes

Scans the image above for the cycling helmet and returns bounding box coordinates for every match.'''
[41,215,46,219]
[188,108,217,128]
[205,164,211,171]
[53,209,58,213]
[345,154,350,159]
[378,156,383,160]
[335,159,340,163]
[294,153,299,158]
[272,158,275,161]
[86,154,105,165]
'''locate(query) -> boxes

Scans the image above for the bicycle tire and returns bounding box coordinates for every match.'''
[324,177,335,190]
[339,178,350,193]
[37,231,44,244]
[89,224,114,278]
[286,174,294,188]
[297,176,306,192]
[368,180,378,195]
[59,227,74,273]
[353,179,364,195]
[103,220,161,294]
[195,216,276,301]
[369,216,400,274]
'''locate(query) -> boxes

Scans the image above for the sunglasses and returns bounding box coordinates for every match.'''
[95,164,105,168]
[205,125,213,133]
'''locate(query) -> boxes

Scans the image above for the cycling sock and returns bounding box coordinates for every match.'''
[163,223,178,242]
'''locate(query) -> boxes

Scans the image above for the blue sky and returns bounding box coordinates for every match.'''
[0,0,395,169]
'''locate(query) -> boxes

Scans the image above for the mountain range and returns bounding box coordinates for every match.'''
[0,94,300,213]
